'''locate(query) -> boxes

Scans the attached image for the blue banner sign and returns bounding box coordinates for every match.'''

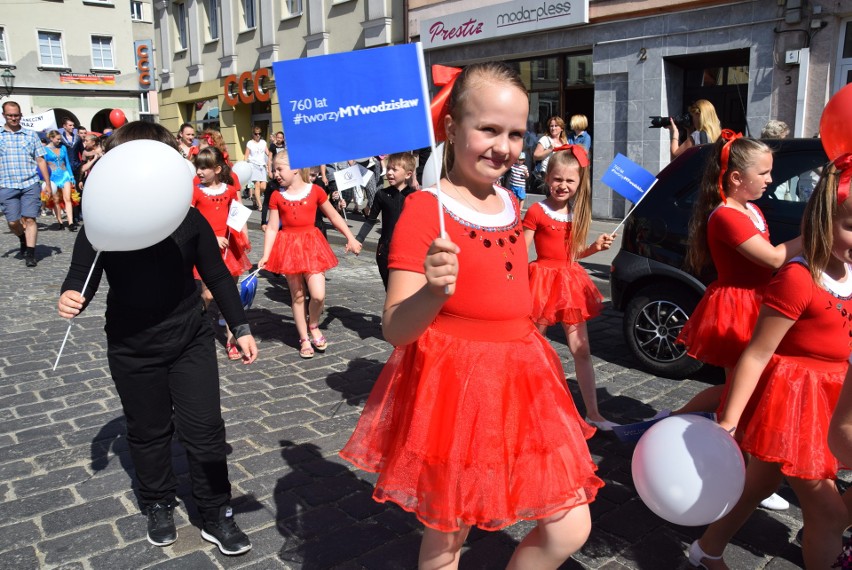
[272,44,433,169]
[601,153,657,204]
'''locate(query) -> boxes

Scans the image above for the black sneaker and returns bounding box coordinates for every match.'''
[24,253,37,268]
[201,506,251,555]
[146,501,177,546]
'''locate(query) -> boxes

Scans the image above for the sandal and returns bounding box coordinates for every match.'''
[308,324,328,352]
[299,339,314,359]
[226,342,241,361]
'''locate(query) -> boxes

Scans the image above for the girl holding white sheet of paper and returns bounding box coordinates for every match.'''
[192,146,252,360]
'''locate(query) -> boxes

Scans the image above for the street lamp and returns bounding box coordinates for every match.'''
[1,68,14,99]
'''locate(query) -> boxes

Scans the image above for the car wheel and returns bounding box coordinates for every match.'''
[623,284,704,379]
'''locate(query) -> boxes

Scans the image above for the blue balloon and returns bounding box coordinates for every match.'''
[239,272,258,311]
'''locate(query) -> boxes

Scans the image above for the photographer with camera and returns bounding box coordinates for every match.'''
[653,99,721,160]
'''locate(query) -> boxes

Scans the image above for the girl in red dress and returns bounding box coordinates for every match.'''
[674,135,801,415]
[192,147,252,360]
[688,155,852,570]
[522,145,617,431]
[340,62,602,570]
[257,151,361,358]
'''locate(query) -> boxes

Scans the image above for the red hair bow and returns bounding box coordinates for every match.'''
[717,129,743,203]
[835,153,852,206]
[552,144,589,167]
[430,65,462,143]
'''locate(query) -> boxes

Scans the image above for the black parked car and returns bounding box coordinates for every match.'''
[609,138,827,379]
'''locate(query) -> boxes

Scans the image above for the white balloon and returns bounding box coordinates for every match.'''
[632,415,745,526]
[82,140,193,251]
[421,142,444,188]
[232,161,252,188]
[186,158,197,180]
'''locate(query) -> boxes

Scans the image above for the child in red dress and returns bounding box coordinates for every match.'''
[258,151,361,358]
[688,154,852,570]
[192,147,252,360]
[522,145,617,431]
[340,62,602,570]
[673,135,801,415]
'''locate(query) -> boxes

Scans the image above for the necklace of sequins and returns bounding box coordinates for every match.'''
[199,184,229,210]
[280,186,310,208]
[443,204,521,280]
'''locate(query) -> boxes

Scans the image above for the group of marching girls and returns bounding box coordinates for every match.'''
[53,64,852,568]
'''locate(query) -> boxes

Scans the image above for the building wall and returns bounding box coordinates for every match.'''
[414,0,850,218]
[0,0,154,130]
[156,0,403,154]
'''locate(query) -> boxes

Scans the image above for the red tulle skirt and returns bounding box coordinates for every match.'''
[193,231,252,279]
[340,315,603,532]
[676,283,762,369]
[265,227,338,275]
[734,355,847,480]
[528,260,604,326]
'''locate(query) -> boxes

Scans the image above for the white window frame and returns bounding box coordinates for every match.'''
[836,18,852,93]
[139,92,150,114]
[243,0,257,30]
[90,35,115,70]
[131,1,144,21]
[37,30,65,68]
[206,0,220,42]
[175,2,188,51]
[0,27,8,64]
[282,0,303,19]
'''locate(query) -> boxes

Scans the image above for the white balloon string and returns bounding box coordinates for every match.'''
[53,250,101,371]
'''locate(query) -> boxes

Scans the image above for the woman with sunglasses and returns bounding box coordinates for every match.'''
[244,127,268,209]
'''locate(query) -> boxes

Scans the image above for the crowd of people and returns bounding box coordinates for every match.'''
[2,74,851,567]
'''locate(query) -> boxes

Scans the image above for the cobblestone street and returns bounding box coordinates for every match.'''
[0,214,815,569]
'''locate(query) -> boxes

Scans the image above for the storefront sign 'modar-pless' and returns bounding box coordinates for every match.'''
[421,0,589,49]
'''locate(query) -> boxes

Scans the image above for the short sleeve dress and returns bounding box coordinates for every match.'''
[677,203,774,368]
[340,187,603,532]
[735,260,852,480]
[523,201,603,326]
[191,181,252,277]
[265,184,338,275]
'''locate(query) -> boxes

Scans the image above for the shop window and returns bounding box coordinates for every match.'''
[206,0,220,41]
[38,31,64,67]
[91,35,114,69]
[175,2,187,50]
[0,27,7,63]
[193,98,220,132]
[565,53,594,87]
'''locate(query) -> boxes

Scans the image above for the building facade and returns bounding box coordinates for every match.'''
[0,0,157,133]
[154,0,403,159]
[412,0,852,218]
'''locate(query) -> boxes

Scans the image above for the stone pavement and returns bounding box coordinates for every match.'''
[0,205,820,569]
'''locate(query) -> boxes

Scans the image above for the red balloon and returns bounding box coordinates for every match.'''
[820,83,852,161]
[109,109,127,129]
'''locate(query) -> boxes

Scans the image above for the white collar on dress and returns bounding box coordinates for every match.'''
[424,185,515,227]
[279,185,311,201]
[790,256,852,298]
[199,182,227,196]
[538,201,572,223]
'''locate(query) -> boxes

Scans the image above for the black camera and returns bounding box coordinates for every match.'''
[649,112,692,129]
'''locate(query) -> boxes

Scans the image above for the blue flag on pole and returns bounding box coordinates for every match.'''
[272,44,433,169]
[601,153,658,204]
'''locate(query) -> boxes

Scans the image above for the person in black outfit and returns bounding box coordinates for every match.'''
[56,122,258,556]
[354,152,416,289]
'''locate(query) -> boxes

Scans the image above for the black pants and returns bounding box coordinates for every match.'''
[376,241,389,290]
[106,302,230,522]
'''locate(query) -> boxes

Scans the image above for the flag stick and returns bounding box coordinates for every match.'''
[53,250,101,371]
[416,44,446,239]
[610,179,658,236]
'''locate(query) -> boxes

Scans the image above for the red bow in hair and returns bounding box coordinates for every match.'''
[717,129,743,203]
[835,153,852,206]
[552,144,589,168]
[430,65,463,143]
[203,134,214,146]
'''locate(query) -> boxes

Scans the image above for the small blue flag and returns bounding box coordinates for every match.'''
[239,270,259,311]
[272,44,433,169]
[601,153,657,204]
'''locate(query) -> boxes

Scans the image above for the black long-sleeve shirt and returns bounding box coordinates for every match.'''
[355,184,415,244]
[62,207,248,339]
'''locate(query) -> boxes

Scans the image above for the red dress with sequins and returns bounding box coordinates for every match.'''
[523,202,604,326]
[191,182,252,277]
[732,260,852,480]
[340,187,603,532]
[676,204,774,368]
[265,185,338,275]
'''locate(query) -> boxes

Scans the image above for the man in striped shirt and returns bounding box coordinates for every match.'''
[0,101,50,267]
